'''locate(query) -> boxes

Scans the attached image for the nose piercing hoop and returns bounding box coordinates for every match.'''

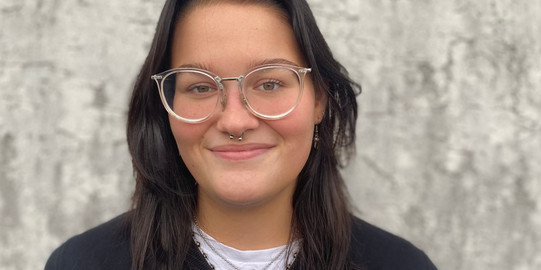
[229,132,244,141]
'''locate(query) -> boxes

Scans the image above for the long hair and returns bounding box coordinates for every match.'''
[126,0,361,269]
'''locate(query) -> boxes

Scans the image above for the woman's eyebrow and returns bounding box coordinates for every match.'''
[252,58,302,67]
[175,62,213,71]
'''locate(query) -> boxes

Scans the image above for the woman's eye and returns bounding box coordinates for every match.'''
[190,85,214,93]
[257,81,280,91]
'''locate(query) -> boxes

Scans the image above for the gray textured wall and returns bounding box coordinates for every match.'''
[1,1,540,269]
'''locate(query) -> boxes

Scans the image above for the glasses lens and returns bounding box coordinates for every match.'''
[243,67,301,117]
[162,70,219,121]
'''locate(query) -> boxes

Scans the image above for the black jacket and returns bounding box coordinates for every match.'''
[45,214,437,269]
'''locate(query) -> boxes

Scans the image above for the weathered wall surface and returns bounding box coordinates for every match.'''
[1,1,539,269]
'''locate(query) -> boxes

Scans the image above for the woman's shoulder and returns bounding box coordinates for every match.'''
[350,216,438,270]
[45,213,132,270]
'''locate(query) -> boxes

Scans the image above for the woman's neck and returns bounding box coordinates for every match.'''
[196,194,294,250]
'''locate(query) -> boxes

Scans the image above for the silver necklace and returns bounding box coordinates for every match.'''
[193,220,297,270]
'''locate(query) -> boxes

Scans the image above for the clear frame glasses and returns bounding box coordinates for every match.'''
[151,64,311,123]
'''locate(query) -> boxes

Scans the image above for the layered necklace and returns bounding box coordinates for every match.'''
[193,220,298,270]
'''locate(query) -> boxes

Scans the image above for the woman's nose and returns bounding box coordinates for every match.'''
[215,81,259,137]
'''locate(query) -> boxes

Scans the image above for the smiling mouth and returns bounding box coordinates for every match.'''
[210,144,272,161]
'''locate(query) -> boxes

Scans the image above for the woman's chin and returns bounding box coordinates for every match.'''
[197,172,296,209]
[213,188,268,208]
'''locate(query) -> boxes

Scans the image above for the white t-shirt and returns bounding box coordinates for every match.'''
[192,224,299,270]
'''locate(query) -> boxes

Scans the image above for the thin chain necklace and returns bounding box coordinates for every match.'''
[193,219,297,270]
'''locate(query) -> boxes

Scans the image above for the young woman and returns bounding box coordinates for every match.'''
[46,0,437,269]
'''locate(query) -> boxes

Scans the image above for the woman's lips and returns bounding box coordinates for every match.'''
[210,144,273,161]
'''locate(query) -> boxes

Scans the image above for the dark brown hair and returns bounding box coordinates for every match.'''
[126,0,361,269]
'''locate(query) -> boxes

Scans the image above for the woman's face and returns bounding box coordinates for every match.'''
[169,3,325,208]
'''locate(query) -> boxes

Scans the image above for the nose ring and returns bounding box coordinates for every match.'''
[229,132,244,141]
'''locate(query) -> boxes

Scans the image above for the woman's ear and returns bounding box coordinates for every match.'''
[314,90,328,124]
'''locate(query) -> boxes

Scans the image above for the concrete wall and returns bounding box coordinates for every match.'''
[1,1,539,269]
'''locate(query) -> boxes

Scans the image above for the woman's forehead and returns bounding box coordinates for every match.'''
[170,2,305,73]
